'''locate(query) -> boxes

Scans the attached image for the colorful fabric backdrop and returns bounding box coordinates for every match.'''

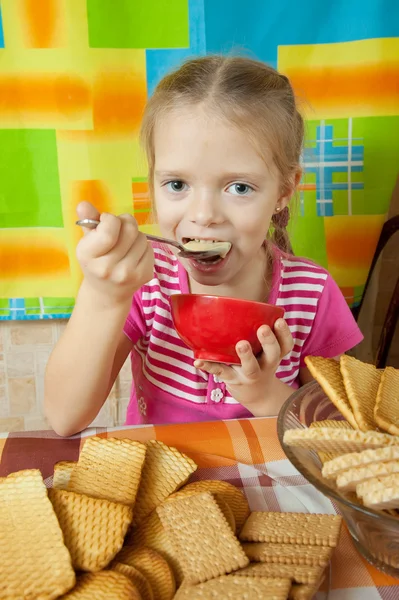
[0,0,398,320]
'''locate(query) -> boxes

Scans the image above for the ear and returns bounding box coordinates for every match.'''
[276,167,302,211]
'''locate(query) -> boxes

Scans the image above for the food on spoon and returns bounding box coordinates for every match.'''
[183,239,232,258]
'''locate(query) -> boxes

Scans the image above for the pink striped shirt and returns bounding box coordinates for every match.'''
[123,246,363,425]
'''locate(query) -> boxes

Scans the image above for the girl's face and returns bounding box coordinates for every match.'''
[153,105,286,290]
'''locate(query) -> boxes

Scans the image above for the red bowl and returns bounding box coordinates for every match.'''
[170,294,284,365]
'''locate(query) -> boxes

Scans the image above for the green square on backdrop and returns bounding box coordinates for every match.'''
[24,298,40,307]
[43,297,74,312]
[0,130,63,228]
[332,190,349,215]
[333,172,348,183]
[87,0,189,49]
[24,298,40,315]
[0,299,10,317]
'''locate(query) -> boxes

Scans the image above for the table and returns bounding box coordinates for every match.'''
[1,417,398,598]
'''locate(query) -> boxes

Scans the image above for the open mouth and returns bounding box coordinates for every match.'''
[182,238,232,263]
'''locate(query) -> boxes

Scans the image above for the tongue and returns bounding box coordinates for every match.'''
[183,240,231,258]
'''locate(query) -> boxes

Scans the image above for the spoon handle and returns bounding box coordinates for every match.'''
[75,220,183,252]
[145,234,182,251]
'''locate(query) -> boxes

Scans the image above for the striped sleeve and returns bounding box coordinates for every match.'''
[123,290,147,344]
[300,273,364,364]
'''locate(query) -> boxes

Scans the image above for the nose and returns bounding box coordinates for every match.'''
[188,189,224,227]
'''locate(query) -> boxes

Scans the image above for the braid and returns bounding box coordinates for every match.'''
[271,207,292,254]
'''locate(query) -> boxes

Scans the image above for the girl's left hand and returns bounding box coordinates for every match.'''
[194,318,294,415]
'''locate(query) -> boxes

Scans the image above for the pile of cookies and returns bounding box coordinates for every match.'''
[0,436,342,599]
[284,355,399,512]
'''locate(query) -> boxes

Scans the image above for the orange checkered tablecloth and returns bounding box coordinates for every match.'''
[1,417,398,598]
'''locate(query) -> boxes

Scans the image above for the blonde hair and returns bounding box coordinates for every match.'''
[140,55,304,253]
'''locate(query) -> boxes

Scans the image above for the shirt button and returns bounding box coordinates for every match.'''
[213,374,222,383]
[211,388,224,403]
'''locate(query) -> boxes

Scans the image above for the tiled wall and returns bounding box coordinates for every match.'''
[0,321,131,432]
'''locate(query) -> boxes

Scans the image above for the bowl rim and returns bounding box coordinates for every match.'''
[170,293,284,311]
[277,380,399,526]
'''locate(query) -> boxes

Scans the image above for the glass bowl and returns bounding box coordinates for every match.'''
[277,380,399,578]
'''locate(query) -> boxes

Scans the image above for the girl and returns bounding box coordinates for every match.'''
[44,56,363,436]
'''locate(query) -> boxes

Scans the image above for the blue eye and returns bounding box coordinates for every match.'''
[165,180,188,193]
[227,183,254,196]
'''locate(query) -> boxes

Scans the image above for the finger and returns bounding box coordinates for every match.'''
[76,202,101,236]
[273,318,294,358]
[193,360,235,383]
[82,212,122,258]
[235,341,260,380]
[95,214,140,267]
[111,232,153,285]
[257,325,281,368]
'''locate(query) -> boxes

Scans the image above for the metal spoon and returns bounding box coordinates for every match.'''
[75,219,222,260]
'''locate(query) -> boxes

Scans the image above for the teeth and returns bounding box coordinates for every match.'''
[191,239,221,244]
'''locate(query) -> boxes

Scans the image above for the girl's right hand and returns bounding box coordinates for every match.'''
[76,202,154,304]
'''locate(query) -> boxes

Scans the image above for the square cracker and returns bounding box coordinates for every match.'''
[322,446,399,480]
[115,546,176,600]
[362,486,399,511]
[374,367,399,435]
[336,460,399,492]
[242,542,332,567]
[305,356,358,428]
[309,420,353,430]
[283,427,398,454]
[340,355,381,431]
[111,562,154,600]
[49,488,132,572]
[133,440,197,525]
[310,420,353,463]
[53,461,76,490]
[169,479,249,533]
[232,562,325,585]
[0,469,75,600]
[157,491,249,584]
[239,511,341,547]
[68,437,146,505]
[357,473,399,500]
[127,510,184,585]
[289,577,325,600]
[173,576,291,600]
[61,571,141,600]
